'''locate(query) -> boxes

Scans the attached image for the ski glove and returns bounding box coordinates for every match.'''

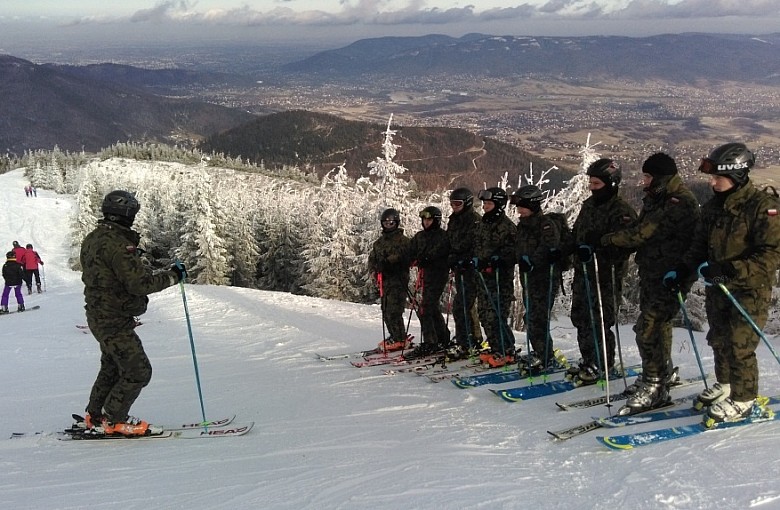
[172,262,187,282]
[576,244,593,263]
[662,263,690,292]
[698,261,735,286]
[518,255,533,273]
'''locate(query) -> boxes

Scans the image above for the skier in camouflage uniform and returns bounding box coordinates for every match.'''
[368,208,412,352]
[599,153,700,413]
[569,159,638,384]
[512,185,563,370]
[473,187,518,368]
[81,190,185,436]
[407,206,452,357]
[665,143,780,423]
[445,188,483,359]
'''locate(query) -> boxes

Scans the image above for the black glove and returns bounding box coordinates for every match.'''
[473,257,487,271]
[518,255,533,273]
[576,244,593,263]
[172,262,187,282]
[547,248,562,265]
[583,232,602,248]
[662,263,690,292]
[699,261,735,284]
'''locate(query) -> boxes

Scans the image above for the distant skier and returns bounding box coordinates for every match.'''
[1,250,26,313]
[80,190,185,436]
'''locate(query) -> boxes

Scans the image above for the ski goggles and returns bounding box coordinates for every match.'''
[449,200,464,207]
[381,218,397,225]
[698,158,717,174]
[419,210,437,219]
[699,158,750,174]
[478,189,500,201]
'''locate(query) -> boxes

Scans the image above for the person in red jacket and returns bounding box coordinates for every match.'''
[22,244,44,293]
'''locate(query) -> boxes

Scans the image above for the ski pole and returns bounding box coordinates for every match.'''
[174,260,207,429]
[581,259,603,375]
[474,265,513,371]
[591,254,611,407]
[611,265,628,391]
[544,263,555,380]
[495,266,508,360]
[676,290,709,390]
[444,272,454,329]
[717,282,780,365]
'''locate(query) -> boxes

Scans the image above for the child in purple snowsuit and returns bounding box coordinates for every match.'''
[1,251,26,313]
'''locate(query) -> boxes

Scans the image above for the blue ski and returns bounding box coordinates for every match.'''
[490,365,641,402]
[450,353,569,389]
[597,398,778,450]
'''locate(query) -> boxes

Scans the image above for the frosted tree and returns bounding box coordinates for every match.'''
[172,168,230,285]
[68,169,101,270]
[368,114,410,209]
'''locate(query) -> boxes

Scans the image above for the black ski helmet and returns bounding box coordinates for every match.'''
[449,187,474,209]
[478,187,508,212]
[587,158,622,189]
[510,185,543,212]
[102,190,140,226]
[699,142,755,186]
[380,208,401,232]
[419,205,442,229]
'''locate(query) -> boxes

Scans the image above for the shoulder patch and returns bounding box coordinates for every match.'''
[126,245,138,253]
[542,224,552,231]
[768,209,778,217]
[669,197,680,204]
[621,215,632,223]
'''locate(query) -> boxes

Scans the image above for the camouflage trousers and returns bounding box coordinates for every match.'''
[570,264,619,370]
[633,282,678,379]
[705,286,770,402]
[521,270,560,362]
[381,282,409,342]
[476,268,516,354]
[86,316,152,422]
[452,271,479,348]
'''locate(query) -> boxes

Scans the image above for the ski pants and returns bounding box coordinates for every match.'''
[633,280,678,379]
[86,315,152,422]
[521,270,560,362]
[1,285,24,307]
[570,262,618,370]
[417,273,450,348]
[476,268,516,354]
[452,271,478,348]
[381,281,408,343]
[705,286,769,402]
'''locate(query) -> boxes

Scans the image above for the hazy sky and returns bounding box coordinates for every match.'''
[2,1,779,52]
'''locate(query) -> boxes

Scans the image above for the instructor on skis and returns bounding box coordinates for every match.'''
[80,190,185,436]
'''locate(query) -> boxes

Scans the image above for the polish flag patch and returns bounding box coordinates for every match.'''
[768,209,778,216]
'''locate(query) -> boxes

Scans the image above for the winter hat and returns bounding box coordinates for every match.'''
[6,251,15,261]
[642,152,678,176]
[12,241,19,247]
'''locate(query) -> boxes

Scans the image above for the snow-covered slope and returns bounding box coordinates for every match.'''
[1,167,780,509]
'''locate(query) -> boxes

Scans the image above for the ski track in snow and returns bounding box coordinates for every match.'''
[1,167,780,509]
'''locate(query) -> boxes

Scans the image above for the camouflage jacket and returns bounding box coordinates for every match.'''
[603,174,699,278]
[572,192,638,268]
[409,225,451,282]
[368,227,411,287]
[516,212,561,269]
[683,180,780,292]
[446,207,481,267]
[80,220,177,320]
[474,212,517,269]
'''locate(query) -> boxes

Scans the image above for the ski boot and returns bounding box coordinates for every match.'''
[0,306,9,315]
[704,396,771,428]
[617,376,670,416]
[17,304,25,312]
[36,284,42,294]
[694,382,730,411]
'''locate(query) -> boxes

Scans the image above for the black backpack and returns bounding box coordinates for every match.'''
[546,212,574,272]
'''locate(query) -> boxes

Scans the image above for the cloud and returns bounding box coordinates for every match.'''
[99,0,780,28]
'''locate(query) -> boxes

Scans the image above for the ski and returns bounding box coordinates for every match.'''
[596,398,779,450]
[70,413,236,431]
[450,360,569,389]
[490,365,642,402]
[381,355,447,374]
[598,395,780,429]
[555,373,706,411]
[547,395,696,441]
[12,420,252,441]
[316,335,415,361]
[0,305,41,316]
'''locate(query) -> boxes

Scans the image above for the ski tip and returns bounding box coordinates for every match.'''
[596,435,633,450]
[491,390,523,403]
[555,402,569,411]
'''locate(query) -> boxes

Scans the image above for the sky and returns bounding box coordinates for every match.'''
[1,0,780,53]
[2,161,780,509]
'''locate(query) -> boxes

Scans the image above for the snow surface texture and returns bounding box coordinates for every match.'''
[1,166,779,510]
